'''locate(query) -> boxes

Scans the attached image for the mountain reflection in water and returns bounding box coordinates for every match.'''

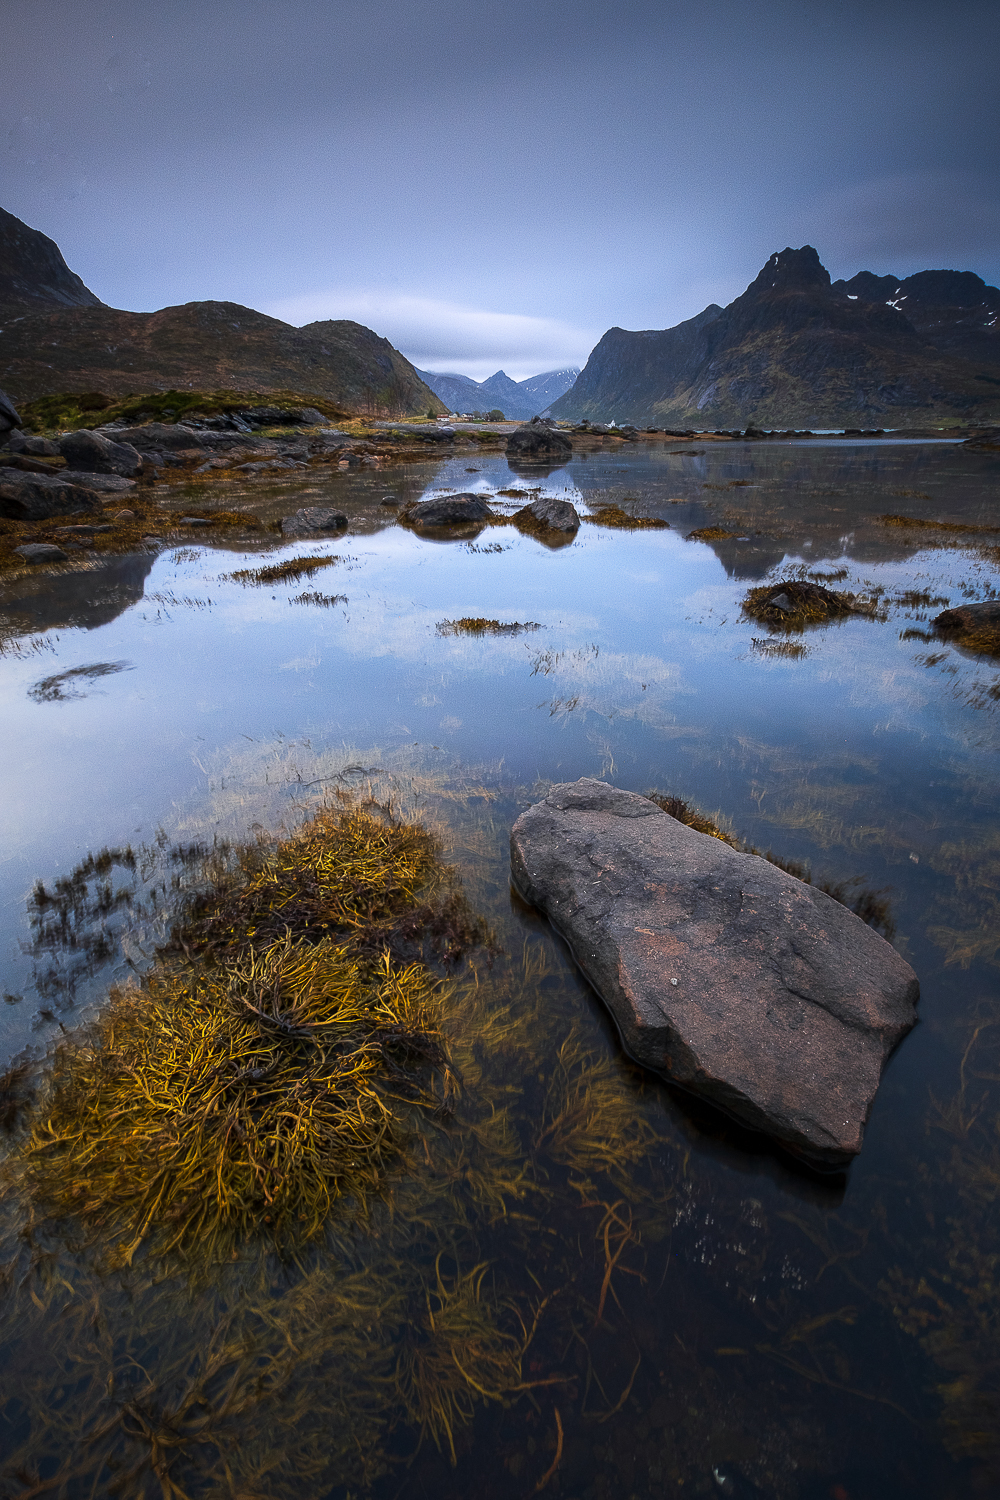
[0,439,998,1500]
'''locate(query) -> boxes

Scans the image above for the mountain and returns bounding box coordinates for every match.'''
[0,208,444,416]
[0,206,104,310]
[415,365,580,418]
[832,268,1000,369]
[550,247,1000,429]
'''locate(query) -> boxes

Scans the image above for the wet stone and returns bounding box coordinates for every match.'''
[14,543,69,564]
[281,506,349,537]
[406,493,494,527]
[510,778,920,1168]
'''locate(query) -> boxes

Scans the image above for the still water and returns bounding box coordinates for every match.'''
[1,439,999,1498]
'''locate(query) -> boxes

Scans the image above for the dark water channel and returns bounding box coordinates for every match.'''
[1,439,999,1499]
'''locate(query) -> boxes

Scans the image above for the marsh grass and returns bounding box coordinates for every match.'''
[687,526,736,541]
[224,554,340,586]
[584,505,669,530]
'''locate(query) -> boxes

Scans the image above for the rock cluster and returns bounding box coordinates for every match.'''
[510,779,919,1168]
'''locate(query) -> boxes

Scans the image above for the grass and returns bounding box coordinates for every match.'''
[224,554,340,586]
[687,526,736,541]
[17,388,350,435]
[8,801,486,1265]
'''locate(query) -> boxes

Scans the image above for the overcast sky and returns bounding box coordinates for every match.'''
[3,0,999,380]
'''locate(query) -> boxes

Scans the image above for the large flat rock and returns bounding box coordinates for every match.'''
[510,779,919,1168]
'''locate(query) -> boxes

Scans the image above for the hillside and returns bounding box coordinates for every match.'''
[550,247,1000,429]
[832,268,1000,369]
[0,206,104,310]
[0,209,444,417]
[415,365,579,418]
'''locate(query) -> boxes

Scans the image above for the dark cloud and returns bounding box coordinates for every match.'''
[2,0,998,374]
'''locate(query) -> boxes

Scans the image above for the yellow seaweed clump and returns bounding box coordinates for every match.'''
[585,504,669,530]
[14,802,480,1263]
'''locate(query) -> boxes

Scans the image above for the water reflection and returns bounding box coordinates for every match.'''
[1,440,999,1497]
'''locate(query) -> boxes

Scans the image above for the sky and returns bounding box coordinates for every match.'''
[3,0,999,381]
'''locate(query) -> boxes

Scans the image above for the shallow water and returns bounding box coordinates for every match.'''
[1,439,999,1499]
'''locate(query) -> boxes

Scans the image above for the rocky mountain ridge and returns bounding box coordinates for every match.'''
[550,247,1000,428]
[0,209,444,417]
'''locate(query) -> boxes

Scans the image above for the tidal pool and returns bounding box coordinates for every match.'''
[1,438,999,1499]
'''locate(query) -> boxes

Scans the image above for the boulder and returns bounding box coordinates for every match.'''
[58,429,142,477]
[406,493,494,527]
[7,433,59,457]
[510,779,919,1168]
[281,506,348,537]
[14,543,69,564]
[0,387,22,434]
[522,495,580,533]
[506,417,573,459]
[0,469,103,522]
[60,471,137,493]
[934,600,1000,632]
[105,423,206,451]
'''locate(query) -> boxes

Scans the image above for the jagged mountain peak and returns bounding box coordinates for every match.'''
[746,245,831,296]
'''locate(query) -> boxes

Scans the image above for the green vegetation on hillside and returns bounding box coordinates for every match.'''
[18,388,350,434]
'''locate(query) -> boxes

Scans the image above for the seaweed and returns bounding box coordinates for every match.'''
[224,554,340,586]
[742,579,869,629]
[437,618,542,637]
[584,505,669,531]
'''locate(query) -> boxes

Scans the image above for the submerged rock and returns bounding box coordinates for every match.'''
[0,469,102,522]
[506,417,572,458]
[510,779,919,1168]
[406,493,494,527]
[58,429,142,477]
[282,506,349,537]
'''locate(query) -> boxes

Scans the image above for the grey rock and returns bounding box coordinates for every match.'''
[109,423,206,451]
[298,407,327,425]
[406,493,494,527]
[59,470,137,493]
[0,469,102,522]
[179,517,211,527]
[510,778,919,1168]
[58,429,142,477]
[506,417,572,458]
[524,495,580,532]
[14,542,69,564]
[0,387,22,433]
[379,496,399,507]
[53,524,112,538]
[281,506,348,537]
[8,433,59,456]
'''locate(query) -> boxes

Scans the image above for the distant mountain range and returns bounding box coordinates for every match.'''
[549,247,1000,428]
[0,208,445,417]
[414,365,580,419]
